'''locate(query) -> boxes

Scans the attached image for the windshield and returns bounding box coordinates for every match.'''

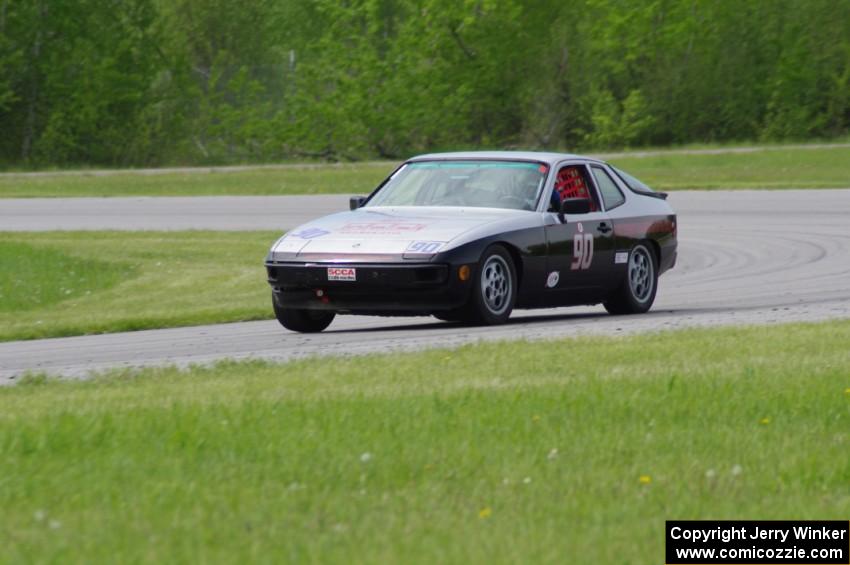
[367,160,549,211]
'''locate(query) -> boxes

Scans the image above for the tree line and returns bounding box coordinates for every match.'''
[1,0,848,168]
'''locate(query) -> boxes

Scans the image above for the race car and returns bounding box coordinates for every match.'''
[265,151,677,332]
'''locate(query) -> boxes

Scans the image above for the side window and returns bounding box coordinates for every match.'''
[554,165,600,211]
[590,166,625,210]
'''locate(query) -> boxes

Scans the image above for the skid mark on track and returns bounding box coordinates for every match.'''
[1,189,850,381]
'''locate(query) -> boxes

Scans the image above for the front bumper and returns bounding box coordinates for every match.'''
[265,261,472,313]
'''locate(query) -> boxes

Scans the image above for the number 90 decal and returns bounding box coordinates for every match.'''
[571,233,594,270]
[406,240,443,254]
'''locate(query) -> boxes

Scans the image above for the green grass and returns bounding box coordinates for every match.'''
[610,146,850,190]
[1,145,848,197]
[0,231,276,341]
[1,321,849,563]
[0,162,395,198]
[0,241,129,313]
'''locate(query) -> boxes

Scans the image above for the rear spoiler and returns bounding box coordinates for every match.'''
[630,187,668,200]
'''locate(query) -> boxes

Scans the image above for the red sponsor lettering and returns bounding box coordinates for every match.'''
[340,222,426,235]
[327,267,356,281]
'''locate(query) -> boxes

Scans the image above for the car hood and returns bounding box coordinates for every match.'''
[270,206,531,262]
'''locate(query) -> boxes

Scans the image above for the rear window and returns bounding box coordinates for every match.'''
[611,166,655,193]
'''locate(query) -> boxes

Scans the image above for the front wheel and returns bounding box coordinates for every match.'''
[603,243,658,315]
[273,297,335,333]
[466,245,517,325]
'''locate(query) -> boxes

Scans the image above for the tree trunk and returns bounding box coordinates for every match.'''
[21,0,46,162]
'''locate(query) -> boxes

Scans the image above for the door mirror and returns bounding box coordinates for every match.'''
[349,196,367,210]
[561,197,592,215]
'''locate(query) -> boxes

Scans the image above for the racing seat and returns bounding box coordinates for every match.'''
[555,166,598,211]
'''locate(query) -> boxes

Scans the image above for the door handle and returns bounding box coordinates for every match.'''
[597,223,612,234]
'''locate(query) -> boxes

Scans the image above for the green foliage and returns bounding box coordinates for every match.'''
[583,89,654,148]
[620,90,655,146]
[0,0,848,167]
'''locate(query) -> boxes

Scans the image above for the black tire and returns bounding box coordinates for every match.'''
[272,296,335,333]
[466,245,517,325]
[603,242,658,315]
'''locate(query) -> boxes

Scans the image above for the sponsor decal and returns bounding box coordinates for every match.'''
[615,251,629,264]
[405,241,443,254]
[546,271,560,288]
[291,227,331,239]
[340,222,426,235]
[327,267,356,281]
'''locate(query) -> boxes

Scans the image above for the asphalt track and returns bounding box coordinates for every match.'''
[1,189,849,382]
[0,195,346,231]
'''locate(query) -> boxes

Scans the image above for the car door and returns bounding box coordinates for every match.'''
[586,164,629,293]
[543,162,615,303]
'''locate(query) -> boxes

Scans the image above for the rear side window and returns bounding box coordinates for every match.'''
[611,166,655,193]
[590,166,625,210]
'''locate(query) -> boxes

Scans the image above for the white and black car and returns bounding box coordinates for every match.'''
[265,151,677,332]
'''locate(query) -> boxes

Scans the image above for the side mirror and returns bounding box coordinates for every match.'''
[561,197,592,215]
[349,196,367,210]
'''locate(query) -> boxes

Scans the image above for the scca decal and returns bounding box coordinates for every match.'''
[327,267,356,281]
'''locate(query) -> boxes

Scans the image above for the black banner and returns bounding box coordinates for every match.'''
[666,521,849,564]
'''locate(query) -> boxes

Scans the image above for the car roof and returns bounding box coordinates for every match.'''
[406,151,604,166]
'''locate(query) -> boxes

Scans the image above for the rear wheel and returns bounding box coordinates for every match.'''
[603,243,658,315]
[273,296,335,333]
[466,245,517,325]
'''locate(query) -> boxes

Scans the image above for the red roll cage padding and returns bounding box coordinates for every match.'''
[555,166,597,211]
